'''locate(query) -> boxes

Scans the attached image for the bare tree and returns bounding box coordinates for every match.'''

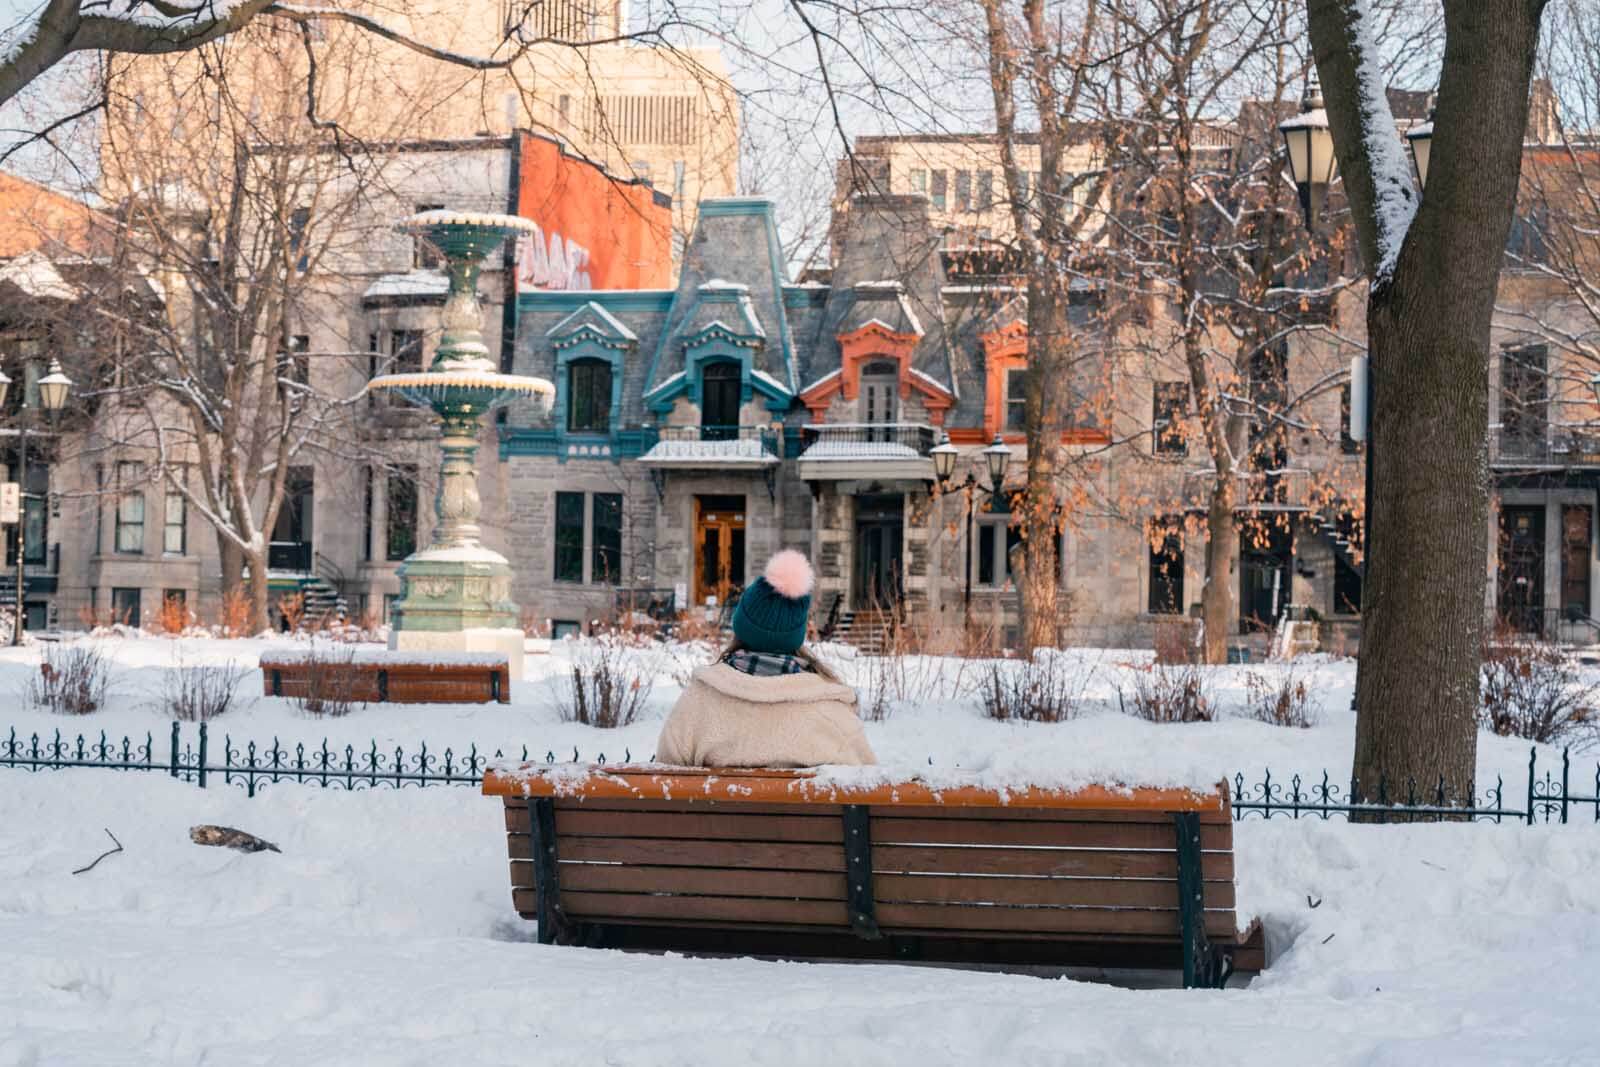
[1311,0,1549,800]
[84,30,436,633]
[1105,0,1358,662]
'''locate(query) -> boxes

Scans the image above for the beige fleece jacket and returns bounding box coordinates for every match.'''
[654,663,877,768]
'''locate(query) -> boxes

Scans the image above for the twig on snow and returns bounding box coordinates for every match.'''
[72,829,124,875]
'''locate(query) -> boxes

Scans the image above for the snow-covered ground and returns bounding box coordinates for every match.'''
[0,634,1577,792]
[5,771,1600,1064]
[4,634,1600,1064]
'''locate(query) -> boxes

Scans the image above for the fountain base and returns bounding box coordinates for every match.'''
[388,546,524,680]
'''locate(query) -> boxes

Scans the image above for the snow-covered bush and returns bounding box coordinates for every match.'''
[978,652,1088,723]
[1120,662,1213,723]
[160,654,249,722]
[553,636,655,728]
[1244,666,1317,729]
[26,643,111,716]
[1480,640,1598,746]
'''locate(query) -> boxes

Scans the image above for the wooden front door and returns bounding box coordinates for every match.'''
[693,495,746,609]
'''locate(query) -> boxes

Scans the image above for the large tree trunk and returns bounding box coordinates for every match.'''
[1201,479,1239,664]
[1310,0,1546,800]
[1019,277,1065,653]
[218,536,244,601]
[245,545,272,636]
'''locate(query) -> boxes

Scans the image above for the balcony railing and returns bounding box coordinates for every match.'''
[798,423,938,458]
[1491,424,1600,467]
[796,423,939,482]
[269,541,312,573]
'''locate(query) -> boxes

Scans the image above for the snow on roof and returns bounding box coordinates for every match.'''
[699,279,750,292]
[643,370,687,398]
[363,269,450,301]
[0,251,77,301]
[801,368,841,394]
[909,366,953,396]
[546,301,638,341]
[801,440,922,461]
[750,367,793,397]
[640,437,780,465]
[855,280,906,291]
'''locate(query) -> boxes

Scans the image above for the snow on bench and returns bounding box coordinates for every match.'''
[260,650,511,705]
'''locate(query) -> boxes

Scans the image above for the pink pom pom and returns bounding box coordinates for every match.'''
[763,549,815,599]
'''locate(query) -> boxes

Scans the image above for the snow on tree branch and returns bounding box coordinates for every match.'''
[1344,0,1416,285]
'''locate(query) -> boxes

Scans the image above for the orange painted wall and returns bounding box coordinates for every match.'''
[513,133,673,291]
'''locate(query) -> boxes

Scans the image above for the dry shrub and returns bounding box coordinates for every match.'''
[161,653,249,721]
[1480,639,1599,746]
[1153,618,1199,665]
[323,610,385,644]
[152,594,195,636]
[1244,666,1317,728]
[293,644,364,717]
[277,592,307,633]
[27,643,111,715]
[671,610,724,645]
[554,636,655,728]
[1120,661,1214,723]
[979,652,1090,723]
[215,587,253,638]
[77,603,132,631]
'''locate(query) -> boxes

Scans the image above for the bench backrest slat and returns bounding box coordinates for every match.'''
[502,790,1242,945]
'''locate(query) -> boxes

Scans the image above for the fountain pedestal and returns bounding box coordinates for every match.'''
[368,212,554,681]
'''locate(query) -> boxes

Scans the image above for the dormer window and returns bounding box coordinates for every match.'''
[861,361,897,425]
[567,358,612,433]
[701,360,741,440]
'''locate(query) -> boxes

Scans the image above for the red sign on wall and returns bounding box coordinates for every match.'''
[514,132,673,291]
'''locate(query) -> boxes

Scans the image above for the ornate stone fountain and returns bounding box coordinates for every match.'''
[368,212,553,678]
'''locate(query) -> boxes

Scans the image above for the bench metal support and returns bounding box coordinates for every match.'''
[530,797,562,945]
[842,805,882,940]
[1173,811,1231,988]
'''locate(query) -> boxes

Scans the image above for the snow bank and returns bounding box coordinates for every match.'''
[5,772,1600,1063]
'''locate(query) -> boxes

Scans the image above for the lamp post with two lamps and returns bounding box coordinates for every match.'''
[0,358,74,645]
[930,431,1013,625]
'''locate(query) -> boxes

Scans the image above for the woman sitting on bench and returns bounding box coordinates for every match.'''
[655,550,876,768]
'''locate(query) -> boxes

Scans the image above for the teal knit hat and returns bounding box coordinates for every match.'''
[732,550,815,654]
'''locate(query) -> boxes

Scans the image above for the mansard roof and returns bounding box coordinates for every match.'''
[643,198,798,396]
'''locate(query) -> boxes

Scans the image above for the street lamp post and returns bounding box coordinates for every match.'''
[0,358,73,645]
[1278,80,1338,229]
[932,432,1013,626]
[1406,110,1434,190]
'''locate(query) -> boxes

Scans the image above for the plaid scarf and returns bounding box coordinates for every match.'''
[722,648,812,677]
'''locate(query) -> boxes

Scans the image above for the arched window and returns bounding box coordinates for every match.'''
[700,360,742,440]
[567,358,612,433]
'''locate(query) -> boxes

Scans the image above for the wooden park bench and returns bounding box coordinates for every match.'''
[261,651,511,705]
[481,765,1264,988]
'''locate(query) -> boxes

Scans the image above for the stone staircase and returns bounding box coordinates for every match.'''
[835,609,898,654]
[1310,502,1362,575]
[297,574,348,630]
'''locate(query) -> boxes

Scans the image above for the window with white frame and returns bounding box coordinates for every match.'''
[163,492,186,555]
[115,463,144,555]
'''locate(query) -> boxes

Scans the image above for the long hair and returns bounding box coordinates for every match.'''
[716,636,843,684]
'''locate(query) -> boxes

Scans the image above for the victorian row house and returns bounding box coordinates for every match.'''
[4,87,1600,650]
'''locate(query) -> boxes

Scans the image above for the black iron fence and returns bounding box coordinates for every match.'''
[0,722,638,798]
[5,719,1600,823]
[1231,746,1600,824]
